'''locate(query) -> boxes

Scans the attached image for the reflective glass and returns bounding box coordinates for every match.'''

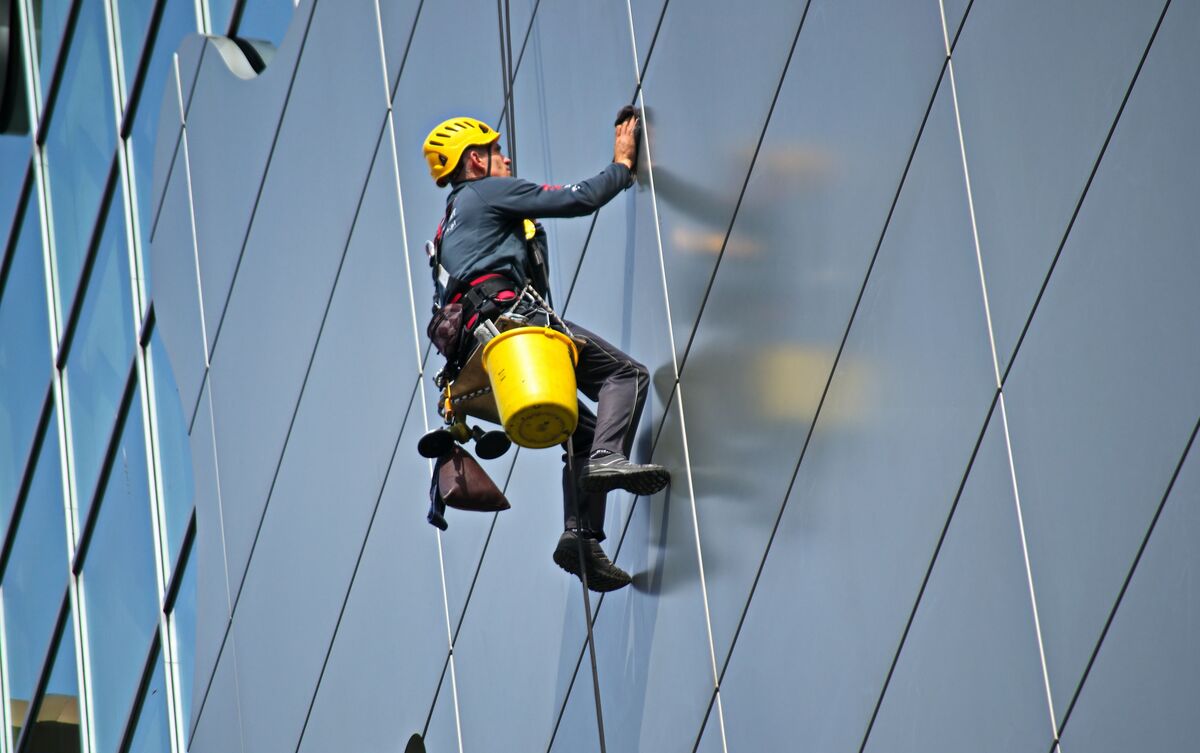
[129,0,199,294]
[81,391,160,753]
[42,0,116,313]
[591,392,716,752]
[0,197,51,522]
[20,607,82,753]
[677,0,947,666]
[510,1,639,296]
[0,145,28,243]
[126,646,172,753]
[636,0,807,363]
[207,0,235,35]
[187,637,243,753]
[713,81,997,751]
[1058,438,1200,752]
[148,331,192,569]
[170,550,196,738]
[953,0,1165,373]
[235,0,295,47]
[202,0,389,601]
[1001,0,1200,722]
[1,414,68,745]
[30,0,73,105]
[115,0,155,101]
[450,444,585,751]
[862,415,1050,753]
[63,187,134,522]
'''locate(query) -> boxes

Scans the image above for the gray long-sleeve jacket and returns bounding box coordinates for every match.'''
[436,162,632,304]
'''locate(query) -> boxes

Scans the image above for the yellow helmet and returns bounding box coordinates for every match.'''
[423,117,501,186]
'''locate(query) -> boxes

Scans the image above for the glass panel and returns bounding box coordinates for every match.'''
[0,196,51,522]
[128,0,198,295]
[677,0,947,666]
[42,0,116,314]
[148,331,192,569]
[592,393,715,752]
[200,0,388,606]
[1058,438,1200,752]
[711,80,997,752]
[953,0,1165,374]
[126,646,172,753]
[0,149,28,244]
[636,0,808,364]
[169,551,196,738]
[29,0,74,105]
[1000,0,1200,721]
[80,391,160,753]
[63,186,134,523]
[1,414,68,746]
[235,0,295,47]
[114,0,155,101]
[862,415,1050,753]
[207,0,235,35]
[21,607,82,753]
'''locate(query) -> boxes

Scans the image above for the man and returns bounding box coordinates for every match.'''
[423,115,669,592]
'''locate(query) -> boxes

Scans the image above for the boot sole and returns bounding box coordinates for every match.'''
[579,466,671,496]
[553,539,631,593]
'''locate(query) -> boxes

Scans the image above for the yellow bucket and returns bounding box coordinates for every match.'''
[482,327,579,448]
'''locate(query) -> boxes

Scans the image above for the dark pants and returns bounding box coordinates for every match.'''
[555,320,649,542]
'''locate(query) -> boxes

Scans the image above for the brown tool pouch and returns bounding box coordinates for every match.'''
[437,446,510,512]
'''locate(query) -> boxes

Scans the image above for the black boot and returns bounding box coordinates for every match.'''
[553,530,631,592]
[579,451,670,495]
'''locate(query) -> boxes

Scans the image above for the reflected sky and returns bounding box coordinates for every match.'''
[171,550,197,739]
[126,645,172,753]
[1,413,69,742]
[0,137,28,243]
[21,606,82,753]
[0,197,51,525]
[237,0,297,47]
[149,330,194,569]
[30,0,73,107]
[128,0,200,300]
[81,389,161,753]
[114,0,156,102]
[43,0,116,316]
[64,184,135,524]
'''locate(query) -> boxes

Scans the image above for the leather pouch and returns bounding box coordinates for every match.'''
[438,446,510,513]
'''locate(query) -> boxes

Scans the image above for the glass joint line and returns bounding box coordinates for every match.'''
[1055,412,1200,739]
[712,53,950,713]
[178,71,210,369]
[220,115,390,619]
[205,0,320,357]
[674,1,810,375]
[937,1,1060,744]
[291,379,424,753]
[998,0,1172,388]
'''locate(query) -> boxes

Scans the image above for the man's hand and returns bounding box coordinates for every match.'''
[613,115,639,170]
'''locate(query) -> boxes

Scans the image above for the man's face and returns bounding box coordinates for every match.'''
[472,143,512,178]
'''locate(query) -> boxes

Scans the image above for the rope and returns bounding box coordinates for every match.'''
[564,436,608,753]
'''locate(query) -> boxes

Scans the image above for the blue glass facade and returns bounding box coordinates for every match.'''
[0,1,295,752]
